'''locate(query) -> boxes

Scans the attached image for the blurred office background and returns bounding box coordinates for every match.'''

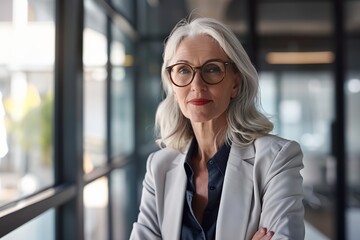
[0,0,359,239]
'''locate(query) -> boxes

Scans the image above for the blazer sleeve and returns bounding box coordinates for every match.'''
[130,153,162,240]
[259,140,305,240]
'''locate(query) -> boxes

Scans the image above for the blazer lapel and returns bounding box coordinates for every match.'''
[162,154,187,240]
[216,143,255,240]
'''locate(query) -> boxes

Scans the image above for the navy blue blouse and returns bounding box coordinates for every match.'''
[180,139,231,240]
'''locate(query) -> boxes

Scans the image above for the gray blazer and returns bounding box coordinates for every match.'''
[130,134,305,240]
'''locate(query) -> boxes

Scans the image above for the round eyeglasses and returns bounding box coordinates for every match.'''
[166,59,233,87]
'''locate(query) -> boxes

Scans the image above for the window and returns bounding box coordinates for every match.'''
[0,0,55,207]
[110,166,137,239]
[83,0,108,170]
[257,0,337,238]
[84,177,109,240]
[345,0,360,238]
[110,22,135,157]
[1,209,55,240]
[0,0,139,239]
[111,0,135,23]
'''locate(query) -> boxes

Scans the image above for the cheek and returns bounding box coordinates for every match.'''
[172,89,187,109]
[172,86,179,101]
[172,86,187,99]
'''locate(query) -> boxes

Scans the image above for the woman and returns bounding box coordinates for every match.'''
[131,17,304,240]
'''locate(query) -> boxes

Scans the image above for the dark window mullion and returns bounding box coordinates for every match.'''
[0,185,76,237]
[54,0,85,239]
[247,0,259,68]
[333,0,347,239]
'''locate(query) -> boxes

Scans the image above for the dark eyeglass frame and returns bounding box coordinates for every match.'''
[165,59,234,87]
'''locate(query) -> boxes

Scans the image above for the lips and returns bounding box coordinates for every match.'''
[188,98,212,106]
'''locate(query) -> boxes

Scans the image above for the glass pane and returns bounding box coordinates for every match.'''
[136,0,187,37]
[136,41,163,179]
[346,72,360,240]
[111,0,135,23]
[110,164,137,240]
[258,1,335,238]
[110,23,134,157]
[346,1,360,239]
[84,177,109,240]
[345,0,360,34]
[83,0,107,171]
[279,72,334,153]
[2,208,55,240]
[137,42,163,147]
[259,71,336,239]
[0,0,55,207]
[258,1,332,36]
[137,0,248,37]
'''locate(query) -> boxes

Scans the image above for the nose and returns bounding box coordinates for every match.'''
[191,70,206,91]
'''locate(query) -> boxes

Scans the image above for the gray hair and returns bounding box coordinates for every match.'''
[155,17,273,152]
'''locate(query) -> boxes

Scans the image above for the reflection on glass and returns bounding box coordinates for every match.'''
[2,208,54,240]
[110,22,134,157]
[258,1,332,35]
[111,168,128,240]
[84,177,109,240]
[110,163,137,239]
[0,0,55,207]
[346,1,360,238]
[137,42,163,147]
[111,0,135,23]
[83,0,107,170]
[346,78,360,191]
[279,73,334,153]
[260,72,334,152]
[260,71,335,239]
[346,73,360,239]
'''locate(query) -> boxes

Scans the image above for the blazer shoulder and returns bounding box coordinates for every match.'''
[147,147,184,174]
[252,134,303,171]
[254,134,301,154]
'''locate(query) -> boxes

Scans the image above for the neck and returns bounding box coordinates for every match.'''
[191,121,227,163]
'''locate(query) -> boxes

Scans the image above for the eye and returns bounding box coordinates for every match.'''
[174,64,192,75]
[203,63,223,74]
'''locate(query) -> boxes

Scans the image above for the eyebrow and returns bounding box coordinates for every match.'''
[174,58,228,65]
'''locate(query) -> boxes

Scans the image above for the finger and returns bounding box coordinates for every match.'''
[252,228,267,240]
[261,231,274,240]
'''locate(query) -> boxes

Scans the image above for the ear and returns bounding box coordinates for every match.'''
[171,86,179,103]
[231,72,241,98]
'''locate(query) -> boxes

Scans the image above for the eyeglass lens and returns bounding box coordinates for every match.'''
[169,61,226,86]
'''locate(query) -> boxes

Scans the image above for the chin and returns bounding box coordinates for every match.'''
[187,112,226,125]
[188,116,214,123]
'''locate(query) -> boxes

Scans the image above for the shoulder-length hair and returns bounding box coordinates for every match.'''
[155,17,273,152]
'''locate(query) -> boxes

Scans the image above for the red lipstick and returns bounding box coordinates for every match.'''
[188,98,212,106]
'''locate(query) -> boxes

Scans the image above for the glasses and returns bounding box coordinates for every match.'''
[166,59,233,87]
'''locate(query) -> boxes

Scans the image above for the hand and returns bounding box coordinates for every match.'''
[251,227,274,240]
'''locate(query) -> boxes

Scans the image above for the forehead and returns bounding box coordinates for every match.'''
[172,35,228,63]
